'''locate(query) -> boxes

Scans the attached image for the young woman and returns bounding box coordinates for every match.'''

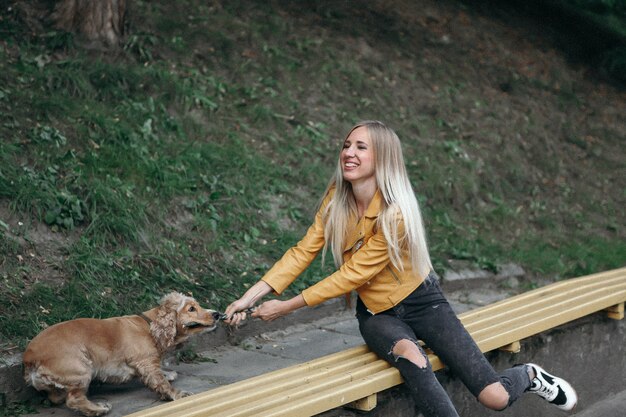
[224,120,577,416]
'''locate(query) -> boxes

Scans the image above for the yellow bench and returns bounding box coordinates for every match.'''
[126,267,626,417]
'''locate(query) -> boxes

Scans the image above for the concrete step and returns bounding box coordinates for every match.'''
[572,390,626,417]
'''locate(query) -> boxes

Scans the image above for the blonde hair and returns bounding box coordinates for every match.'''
[321,121,432,278]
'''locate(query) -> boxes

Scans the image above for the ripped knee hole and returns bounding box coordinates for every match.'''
[391,339,428,368]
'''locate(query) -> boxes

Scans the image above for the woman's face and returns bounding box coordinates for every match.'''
[341,126,375,184]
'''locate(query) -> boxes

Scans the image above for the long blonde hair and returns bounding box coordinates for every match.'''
[321,121,432,278]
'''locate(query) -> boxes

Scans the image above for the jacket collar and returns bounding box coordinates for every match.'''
[363,188,383,219]
[344,188,383,251]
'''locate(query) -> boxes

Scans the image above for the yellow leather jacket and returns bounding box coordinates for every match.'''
[261,188,426,314]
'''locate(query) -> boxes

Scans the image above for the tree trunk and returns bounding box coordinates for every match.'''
[50,0,127,46]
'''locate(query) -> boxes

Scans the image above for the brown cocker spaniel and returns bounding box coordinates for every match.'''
[23,292,219,416]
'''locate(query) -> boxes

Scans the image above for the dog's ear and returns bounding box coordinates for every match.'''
[150,292,184,352]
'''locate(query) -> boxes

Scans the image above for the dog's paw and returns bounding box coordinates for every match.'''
[175,390,193,399]
[162,370,178,381]
[97,401,112,413]
[163,389,193,401]
[85,401,112,416]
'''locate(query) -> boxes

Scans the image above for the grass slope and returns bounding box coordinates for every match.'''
[0,0,624,352]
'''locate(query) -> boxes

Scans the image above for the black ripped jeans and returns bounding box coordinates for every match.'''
[356,272,530,417]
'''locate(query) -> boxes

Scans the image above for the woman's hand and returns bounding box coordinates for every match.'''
[224,298,253,326]
[251,299,287,321]
[252,295,306,322]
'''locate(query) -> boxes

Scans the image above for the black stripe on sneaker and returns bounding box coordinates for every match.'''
[540,371,555,385]
[552,385,567,406]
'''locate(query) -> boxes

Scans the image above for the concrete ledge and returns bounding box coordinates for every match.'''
[0,353,25,405]
[441,262,526,291]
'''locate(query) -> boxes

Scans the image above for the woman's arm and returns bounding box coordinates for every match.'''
[252,223,393,322]
[225,189,334,325]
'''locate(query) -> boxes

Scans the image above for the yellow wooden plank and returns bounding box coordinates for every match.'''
[475,291,626,352]
[466,278,626,339]
[132,351,377,417]
[471,280,626,335]
[208,361,391,417]
[472,293,625,349]
[461,270,626,330]
[196,354,381,417]
[124,346,371,417]
[460,269,625,323]
[258,367,403,417]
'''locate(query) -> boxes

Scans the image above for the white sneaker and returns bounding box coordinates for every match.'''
[527,363,578,411]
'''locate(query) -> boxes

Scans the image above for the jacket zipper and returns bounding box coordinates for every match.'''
[351,238,364,253]
[387,265,402,284]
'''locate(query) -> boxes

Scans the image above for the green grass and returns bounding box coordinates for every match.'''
[0,0,624,350]
[0,399,37,417]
